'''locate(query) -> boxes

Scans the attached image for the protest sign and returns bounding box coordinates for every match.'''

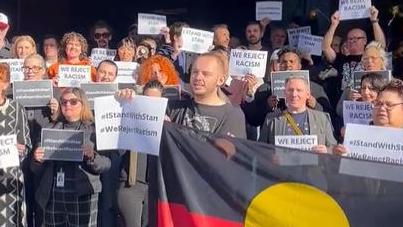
[271,70,310,98]
[58,65,91,87]
[137,13,167,35]
[94,95,168,155]
[90,48,116,67]
[343,101,372,125]
[13,80,53,107]
[339,0,371,20]
[275,135,318,151]
[0,59,24,82]
[114,61,139,83]
[181,28,214,54]
[80,83,118,108]
[255,1,282,21]
[297,33,323,56]
[352,70,391,90]
[41,129,84,162]
[229,49,268,78]
[344,123,403,165]
[162,85,181,100]
[287,26,311,49]
[0,135,19,169]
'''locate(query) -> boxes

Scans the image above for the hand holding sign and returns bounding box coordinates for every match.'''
[339,0,371,20]
[33,147,44,163]
[369,6,378,21]
[331,11,341,27]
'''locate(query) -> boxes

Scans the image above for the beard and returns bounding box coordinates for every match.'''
[248,36,261,45]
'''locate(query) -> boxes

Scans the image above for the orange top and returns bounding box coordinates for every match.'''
[47,59,97,82]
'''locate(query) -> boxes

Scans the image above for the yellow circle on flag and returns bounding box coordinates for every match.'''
[244,182,349,227]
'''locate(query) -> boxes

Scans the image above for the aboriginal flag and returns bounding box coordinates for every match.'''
[148,122,403,227]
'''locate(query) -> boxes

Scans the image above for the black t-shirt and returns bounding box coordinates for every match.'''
[333,53,364,90]
[168,99,247,138]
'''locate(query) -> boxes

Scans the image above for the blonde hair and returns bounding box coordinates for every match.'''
[11,35,37,58]
[59,32,89,62]
[60,88,94,124]
[363,41,388,69]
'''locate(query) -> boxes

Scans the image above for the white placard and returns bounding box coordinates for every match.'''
[94,95,168,156]
[0,135,19,169]
[297,34,323,56]
[339,0,371,20]
[275,135,318,151]
[58,65,91,87]
[256,1,282,21]
[181,28,214,54]
[343,101,372,125]
[137,13,167,35]
[229,49,268,78]
[114,61,139,83]
[0,59,24,82]
[90,48,116,67]
[344,123,403,165]
[287,26,311,49]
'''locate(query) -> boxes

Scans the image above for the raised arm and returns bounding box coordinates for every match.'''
[322,11,340,63]
[369,6,386,48]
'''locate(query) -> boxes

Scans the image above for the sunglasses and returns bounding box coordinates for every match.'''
[94,32,110,39]
[61,98,81,106]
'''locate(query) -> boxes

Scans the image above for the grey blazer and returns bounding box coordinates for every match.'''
[259,109,337,147]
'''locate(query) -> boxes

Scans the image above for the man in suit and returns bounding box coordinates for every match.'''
[259,76,337,153]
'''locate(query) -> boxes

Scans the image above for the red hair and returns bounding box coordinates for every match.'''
[137,55,180,85]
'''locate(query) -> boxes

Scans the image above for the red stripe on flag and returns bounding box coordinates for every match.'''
[157,200,242,227]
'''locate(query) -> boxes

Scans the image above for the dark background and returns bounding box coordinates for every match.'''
[0,0,401,48]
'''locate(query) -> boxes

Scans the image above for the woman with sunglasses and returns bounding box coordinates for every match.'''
[31,87,110,227]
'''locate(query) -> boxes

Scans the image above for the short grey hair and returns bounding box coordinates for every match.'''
[363,41,388,69]
[24,53,46,69]
[285,75,310,90]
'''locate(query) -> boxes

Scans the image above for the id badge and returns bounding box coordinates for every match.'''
[56,170,65,188]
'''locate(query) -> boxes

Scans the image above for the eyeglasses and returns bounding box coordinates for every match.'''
[94,32,110,39]
[61,98,81,106]
[22,66,43,73]
[362,56,382,62]
[347,37,366,42]
[372,101,403,111]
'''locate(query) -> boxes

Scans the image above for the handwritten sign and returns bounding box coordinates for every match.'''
[271,70,310,98]
[181,28,214,54]
[137,13,167,35]
[256,1,282,21]
[0,59,24,82]
[0,135,19,169]
[344,123,403,165]
[343,101,372,125]
[275,135,318,151]
[41,129,84,162]
[352,70,391,90]
[114,61,139,83]
[287,26,311,49]
[229,49,268,78]
[90,48,116,67]
[58,65,91,87]
[94,95,168,156]
[297,34,323,56]
[339,0,371,20]
[13,80,53,107]
[80,83,118,109]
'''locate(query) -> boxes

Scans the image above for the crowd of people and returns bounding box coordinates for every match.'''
[0,3,402,227]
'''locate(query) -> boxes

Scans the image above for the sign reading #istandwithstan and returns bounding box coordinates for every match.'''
[271,70,310,98]
[58,65,91,87]
[137,13,167,35]
[41,129,84,162]
[287,26,311,49]
[339,0,371,20]
[181,28,214,54]
[229,49,268,78]
[80,83,118,109]
[0,135,20,169]
[344,123,403,165]
[255,1,282,21]
[94,95,168,156]
[353,70,391,90]
[0,59,24,82]
[275,135,318,151]
[90,48,116,67]
[343,101,372,125]
[13,80,53,107]
[115,61,139,83]
[297,33,323,56]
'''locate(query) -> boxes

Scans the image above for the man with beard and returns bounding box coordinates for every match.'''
[244,21,268,51]
[90,20,113,49]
